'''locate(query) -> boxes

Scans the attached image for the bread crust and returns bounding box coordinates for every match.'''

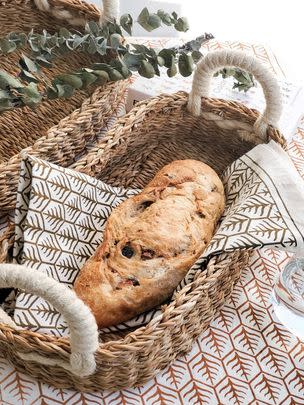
[74,159,225,327]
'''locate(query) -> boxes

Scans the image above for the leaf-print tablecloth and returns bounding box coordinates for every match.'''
[1,41,304,405]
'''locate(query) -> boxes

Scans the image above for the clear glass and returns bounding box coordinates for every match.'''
[271,256,304,340]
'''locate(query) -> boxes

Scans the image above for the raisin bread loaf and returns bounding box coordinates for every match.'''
[74,159,225,327]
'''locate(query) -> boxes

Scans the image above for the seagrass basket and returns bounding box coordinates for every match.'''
[0,0,128,212]
[0,50,286,391]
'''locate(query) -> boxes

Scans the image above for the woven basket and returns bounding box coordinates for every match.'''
[0,50,286,391]
[0,0,127,212]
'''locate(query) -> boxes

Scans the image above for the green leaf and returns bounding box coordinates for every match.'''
[57,74,83,89]
[20,54,38,72]
[157,55,165,66]
[138,8,162,32]
[138,7,150,25]
[132,44,156,57]
[0,89,10,98]
[110,33,122,49]
[174,17,189,32]
[28,38,40,52]
[167,55,177,77]
[138,60,155,78]
[172,11,178,20]
[0,98,13,112]
[19,70,38,83]
[110,60,130,78]
[123,52,144,70]
[35,55,53,68]
[87,37,97,54]
[81,71,97,88]
[178,53,194,76]
[94,37,107,55]
[109,69,124,81]
[46,86,58,100]
[93,70,109,85]
[85,21,100,36]
[0,38,16,53]
[157,10,172,25]
[120,14,133,35]
[19,82,42,107]
[158,49,176,68]
[72,34,90,49]
[59,28,71,39]
[167,63,177,77]
[0,70,24,89]
[192,50,203,63]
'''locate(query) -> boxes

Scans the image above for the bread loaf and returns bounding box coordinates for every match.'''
[74,160,225,327]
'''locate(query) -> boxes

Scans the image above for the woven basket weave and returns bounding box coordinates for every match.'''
[0,0,127,212]
[0,50,286,391]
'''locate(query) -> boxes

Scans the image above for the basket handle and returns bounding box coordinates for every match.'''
[0,264,99,377]
[34,0,119,25]
[187,50,283,140]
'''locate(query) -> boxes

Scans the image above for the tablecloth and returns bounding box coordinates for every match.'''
[0,41,304,405]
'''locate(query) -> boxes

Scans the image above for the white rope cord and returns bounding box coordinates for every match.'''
[34,0,119,25]
[101,0,119,22]
[187,50,283,140]
[0,264,99,377]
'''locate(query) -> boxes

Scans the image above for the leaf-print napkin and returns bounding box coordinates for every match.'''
[13,141,304,335]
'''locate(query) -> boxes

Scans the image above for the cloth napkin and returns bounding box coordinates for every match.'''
[12,141,304,336]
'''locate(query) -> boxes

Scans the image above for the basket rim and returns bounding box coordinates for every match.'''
[0,0,100,19]
[0,249,250,351]
[71,92,286,179]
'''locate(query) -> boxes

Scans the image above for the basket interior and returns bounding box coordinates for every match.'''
[86,94,261,189]
[0,0,101,163]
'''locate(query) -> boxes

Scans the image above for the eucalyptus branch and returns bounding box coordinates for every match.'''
[0,7,255,113]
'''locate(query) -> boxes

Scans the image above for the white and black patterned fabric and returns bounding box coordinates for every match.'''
[13,141,304,335]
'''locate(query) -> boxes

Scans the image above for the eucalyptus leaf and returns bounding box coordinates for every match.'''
[87,37,97,54]
[0,70,24,89]
[57,74,83,89]
[138,8,161,32]
[0,38,16,53]
[167,55,177,77]
[110,60,130,78]
[35,55,53,68]
[120,14,133,35]
[132,44,156,57]
[19,70,38,83]
[93,70,110,85]
[81,71,97,87]
[19,82,42,107]
[109,69,124,81]
[158,49,176,68]
[138,60,155,78]
[110,33,122,49]
[167,66,177,77]
[0,98,13,112]
[86,21,100,36]
[178,53,194,76]
[20,54,38,72]
[0,89,10,98]
[73,34,90,49]
[157,55,165,66]
[157,10,172,26]
[123,52,144,69]
[192,50,203,63]
[174,17,189,32]
[59,28,71,39]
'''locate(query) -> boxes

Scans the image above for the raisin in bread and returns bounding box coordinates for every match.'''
[74,159,225,327]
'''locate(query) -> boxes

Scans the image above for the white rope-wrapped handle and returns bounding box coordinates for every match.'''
[0,264,99,377]
[34,0,119,25]
[187,50,283,139]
